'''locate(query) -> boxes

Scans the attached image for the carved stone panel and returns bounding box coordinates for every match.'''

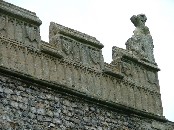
[107,77,115,102]
[147,92,154,113]
[61,36,73,56]
[34,53,42,79]
[81,45,89,65]
[134,87,142,110]
[132,65,139,83]
[80,68,88,93]
[72,66,80,90]
[121,82,129,105]
[128,86,135,107]
[141,90,148,112]
[72,42,81,62]
[8,44,18,70]
[7,18,15,40]
[89,48,100,65]
[0,14,7,37]
[86,71,95,94]
[24,25,40,49]
[49,58,57,82]
[146,70,158,85]
[121,62,132,77]
[42,55,50,80]
[17,47,26,73]
[154,94,163,116]
[114,79,122,103]
[57,62,65,84]
[26,50,34,76]
[65,64,73,87]
[138,67,146,85]
[101,75,108,100]
[0,40,8,67]
[94,74,102,97]
[15,21,24,43]
[49,22,104,71]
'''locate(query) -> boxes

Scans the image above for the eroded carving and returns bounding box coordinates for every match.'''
[49,22,104,70]
[121,62,132,76]
[15,21,24,42]
[89,49,100,64]
[61,36,73,55]
[126,14,155,64]
[24,25,40,48]
[0,15,7,37]
[146,71,157,84]
[7,18,15,39]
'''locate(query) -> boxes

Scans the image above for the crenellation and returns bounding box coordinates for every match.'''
[0,35,164,114]
[0,1,173,129]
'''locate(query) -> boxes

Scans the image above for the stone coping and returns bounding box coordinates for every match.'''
[0,0,42,25]
[50,22,104,49]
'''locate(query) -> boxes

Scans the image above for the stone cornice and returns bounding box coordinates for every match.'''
[0,0,42,25]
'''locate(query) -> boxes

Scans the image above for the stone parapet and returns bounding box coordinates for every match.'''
[0,0,167,123]
[0,36,163,116]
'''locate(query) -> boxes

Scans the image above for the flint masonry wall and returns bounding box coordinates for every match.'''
[0,73,173,130]
[0,1,174,129]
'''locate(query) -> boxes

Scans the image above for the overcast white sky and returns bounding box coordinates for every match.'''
[5,0,174,122]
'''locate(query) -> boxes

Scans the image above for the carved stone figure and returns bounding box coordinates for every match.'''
[126,14,155,64]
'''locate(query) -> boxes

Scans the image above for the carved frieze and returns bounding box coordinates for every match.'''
[49,22,104,71]
[0,13,41,49]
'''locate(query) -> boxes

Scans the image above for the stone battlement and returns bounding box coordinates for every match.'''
[0,1,174,129]
[0,0,163,116]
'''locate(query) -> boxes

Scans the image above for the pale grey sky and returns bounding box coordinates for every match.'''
[5,0,174,122]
